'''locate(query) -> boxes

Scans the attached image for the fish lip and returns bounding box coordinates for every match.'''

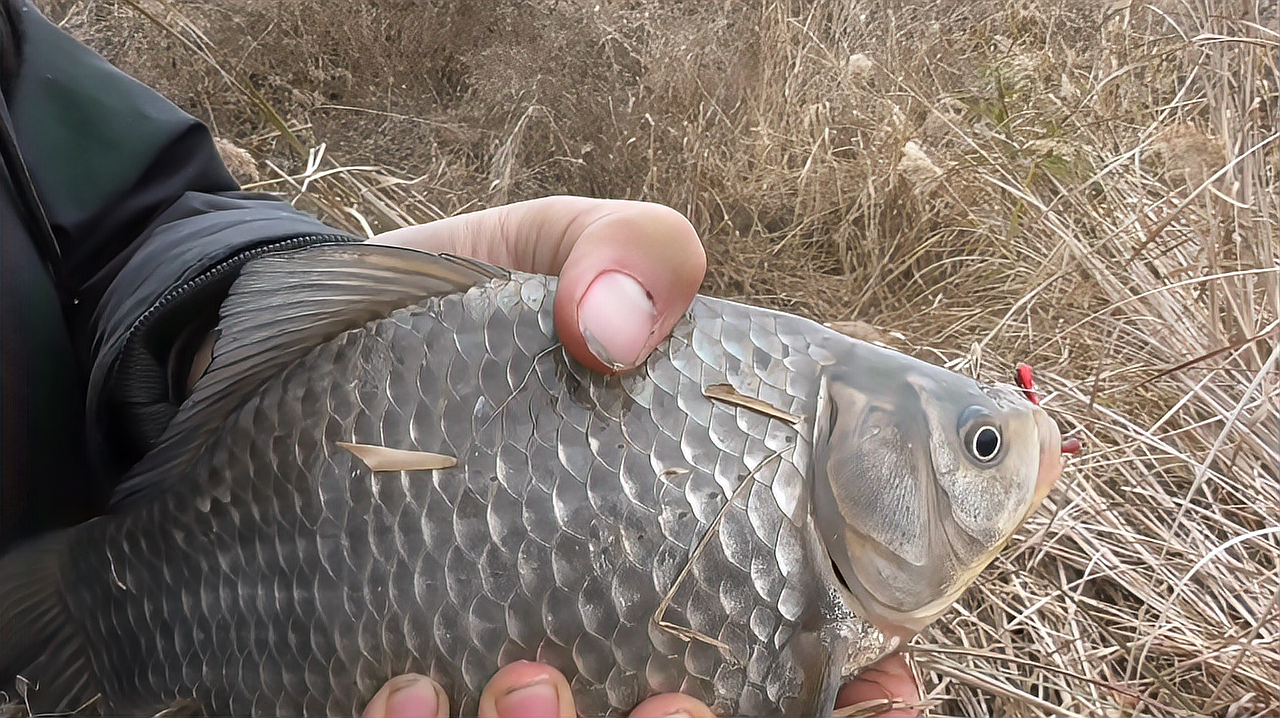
[1027,404,1065,516]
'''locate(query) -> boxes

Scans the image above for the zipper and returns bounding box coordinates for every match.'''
[116,233,357,364]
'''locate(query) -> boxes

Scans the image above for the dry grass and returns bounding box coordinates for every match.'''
[25,0,1280,715]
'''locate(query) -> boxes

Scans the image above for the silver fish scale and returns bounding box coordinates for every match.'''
[62,273,890,716]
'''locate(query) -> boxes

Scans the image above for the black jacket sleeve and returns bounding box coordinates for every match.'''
[8,2,357,483]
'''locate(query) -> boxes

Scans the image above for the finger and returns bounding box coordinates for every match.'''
[835,654,920,718]
[374,196,706,374]
[550,201,704,373]
[477,661,576,718]
[361,673,448,718]
[627,692,716,718]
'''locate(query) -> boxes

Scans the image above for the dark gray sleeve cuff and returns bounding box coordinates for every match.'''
[86,190,359,480]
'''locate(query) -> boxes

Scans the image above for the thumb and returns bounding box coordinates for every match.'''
[374,196,706,375]
[552,203,705,373]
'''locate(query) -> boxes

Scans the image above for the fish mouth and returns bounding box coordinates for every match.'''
[1015,362,1079,500]
[1028,405,1066,515]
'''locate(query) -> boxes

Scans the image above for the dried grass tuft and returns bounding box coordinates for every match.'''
[21,0,1280,715]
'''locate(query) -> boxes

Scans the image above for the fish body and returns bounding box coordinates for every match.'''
[0,245,1063,716]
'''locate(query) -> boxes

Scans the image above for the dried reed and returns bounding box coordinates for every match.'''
[18,0,1279,715]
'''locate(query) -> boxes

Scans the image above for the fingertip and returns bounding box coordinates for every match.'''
[835,654,921,718]
[575,269,657,371]
[553,202,705,373]
[478,661,576,718]
[361,674,448,718]
[627,693,716,718]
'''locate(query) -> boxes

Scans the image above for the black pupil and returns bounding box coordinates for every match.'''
[974,427,1000,459]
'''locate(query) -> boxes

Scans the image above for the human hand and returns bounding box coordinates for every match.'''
[375,195,706,374]
[359,655,921,718]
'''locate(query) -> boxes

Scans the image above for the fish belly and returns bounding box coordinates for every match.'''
[67,275,887,716]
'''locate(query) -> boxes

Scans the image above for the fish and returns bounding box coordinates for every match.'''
[0,243,1068,716]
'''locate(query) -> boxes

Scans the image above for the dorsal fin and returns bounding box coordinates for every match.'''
[110,243,507,507]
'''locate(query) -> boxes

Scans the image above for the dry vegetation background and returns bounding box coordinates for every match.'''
[34,0,1280,715]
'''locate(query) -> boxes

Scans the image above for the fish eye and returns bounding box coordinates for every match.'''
[970,426,1001,462]
[958,406,1003,464]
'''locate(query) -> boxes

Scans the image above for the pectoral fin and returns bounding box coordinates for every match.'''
[784,628,850,717]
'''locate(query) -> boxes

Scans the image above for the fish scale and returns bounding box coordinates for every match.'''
[91,273,830,714]
[1,245,1065,717]
[112,275,680,711]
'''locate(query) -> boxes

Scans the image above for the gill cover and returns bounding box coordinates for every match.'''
[810,343,1046,636]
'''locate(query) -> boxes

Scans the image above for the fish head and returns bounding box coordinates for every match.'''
[811,343,1065,639]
